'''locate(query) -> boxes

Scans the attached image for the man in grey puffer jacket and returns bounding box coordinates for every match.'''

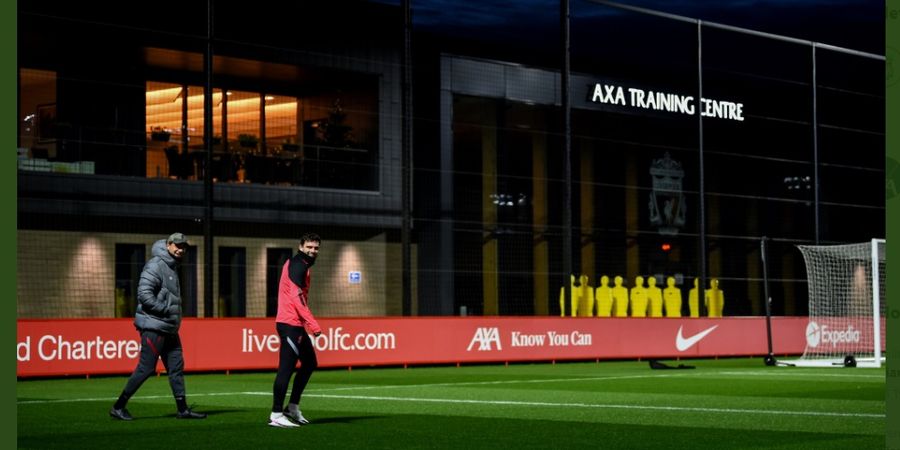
[109,233,206,420]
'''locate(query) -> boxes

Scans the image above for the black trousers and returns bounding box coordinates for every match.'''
[121,329,186,399]
[272,322,318,413]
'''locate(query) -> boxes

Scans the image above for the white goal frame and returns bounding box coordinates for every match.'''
[785,238,886,368]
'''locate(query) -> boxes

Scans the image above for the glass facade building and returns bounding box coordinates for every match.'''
[17,1,884,319]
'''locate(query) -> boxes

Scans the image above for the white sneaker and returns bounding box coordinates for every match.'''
[268,413,300,428]
[283,407,309,425]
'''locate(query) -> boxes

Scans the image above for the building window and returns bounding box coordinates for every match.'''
[114,244,146,318]
[179,244,199,318]
[266,248,294,317]
[18,68,60,166]
[218,247,247,317]
[142,54,379,190]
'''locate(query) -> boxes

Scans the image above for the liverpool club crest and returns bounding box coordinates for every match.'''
[648,152,686,235]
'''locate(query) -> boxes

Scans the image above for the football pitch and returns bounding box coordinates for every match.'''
[17,358,885,449]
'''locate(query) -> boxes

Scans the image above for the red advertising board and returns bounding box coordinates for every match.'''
[17,317,810,377]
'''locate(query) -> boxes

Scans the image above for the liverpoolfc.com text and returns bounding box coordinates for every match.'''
[243,327,397,353]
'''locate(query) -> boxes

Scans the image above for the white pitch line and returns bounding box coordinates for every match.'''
[16,369,883,403]
[714,371,884,379]
[315,373,669,392]
[17,391,266,405]
[18,390,885,419]
[304,393,886,419]
[316,369,886,392]
[16,374,669,404]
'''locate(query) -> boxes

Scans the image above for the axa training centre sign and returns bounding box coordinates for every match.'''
[591,83,745,122]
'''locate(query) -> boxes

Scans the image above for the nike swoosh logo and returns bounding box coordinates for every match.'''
[675,325,719,351]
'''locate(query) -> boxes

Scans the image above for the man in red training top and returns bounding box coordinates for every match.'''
[269,233,322,428]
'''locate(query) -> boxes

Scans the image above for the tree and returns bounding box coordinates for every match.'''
[317,98,355,148]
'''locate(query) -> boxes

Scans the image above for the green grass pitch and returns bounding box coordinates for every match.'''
[17,358,885,449]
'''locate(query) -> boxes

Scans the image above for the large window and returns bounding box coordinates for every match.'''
[17,69,68,170]
[140,53,380,189]
[19,36,380,191]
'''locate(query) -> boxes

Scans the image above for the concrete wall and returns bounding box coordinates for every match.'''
[17,230,415,319]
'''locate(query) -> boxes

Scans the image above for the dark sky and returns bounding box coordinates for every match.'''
[401,0,884,55]
[614,0,884,54]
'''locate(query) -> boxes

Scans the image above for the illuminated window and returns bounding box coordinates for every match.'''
[143,69,375,189]
[19,68,57,158]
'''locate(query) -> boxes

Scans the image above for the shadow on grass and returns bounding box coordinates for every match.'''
[124,408,242,420]
[311,415,388,425]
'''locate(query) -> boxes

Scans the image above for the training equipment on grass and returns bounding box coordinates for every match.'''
[648,360,695,370]
[786,239,886,368]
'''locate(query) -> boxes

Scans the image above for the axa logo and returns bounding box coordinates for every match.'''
[675,325,718,351]
[805,321,860,348]
[467,327,502,351]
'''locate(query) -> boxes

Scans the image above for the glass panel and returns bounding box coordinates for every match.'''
[248,95,301,185]
[218,247,247,317]
[140,72,381,188]
[182,86,207,181]
[302,88,378,190]
[185,86,206,152]
[146,82,218,181]
[212,88,225,151]
[145,81,181,178]
[18,68,57,160]
[265,94,298,151]
[820,204,884,243]
[114,244,145,318]
[266,248,293,317]
[179,245,199,318]
[227,90,261,152]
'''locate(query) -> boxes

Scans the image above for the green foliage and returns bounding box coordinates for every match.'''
[237,134,258,149]
[316,98,355,148]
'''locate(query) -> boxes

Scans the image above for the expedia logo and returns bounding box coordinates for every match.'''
[805,321,861,348]
[467,327,502,351]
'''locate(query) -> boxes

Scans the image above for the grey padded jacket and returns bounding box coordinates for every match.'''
[134,239,182,334]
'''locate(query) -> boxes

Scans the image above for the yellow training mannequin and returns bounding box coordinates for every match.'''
[577,274,595,317]
[630,276,648,317]
[595,275,613,317]
[663,276,682,318]
[612,276,629,317]
[559,274,583,317]
[688,278,700,318]
[647,276,663,317]
[705,278,724,317]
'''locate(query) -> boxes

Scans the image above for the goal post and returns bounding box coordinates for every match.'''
[788,238,886,368]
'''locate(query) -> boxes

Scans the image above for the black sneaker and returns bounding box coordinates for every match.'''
[176,408,207,419]
[109,407,133,421]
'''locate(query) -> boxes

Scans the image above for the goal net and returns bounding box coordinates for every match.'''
[790,239,886,368]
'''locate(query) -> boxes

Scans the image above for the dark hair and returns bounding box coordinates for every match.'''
[300,233,321,245]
